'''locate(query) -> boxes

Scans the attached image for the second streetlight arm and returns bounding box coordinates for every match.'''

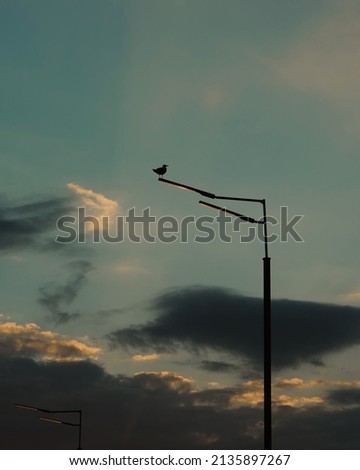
[199,201,263,224]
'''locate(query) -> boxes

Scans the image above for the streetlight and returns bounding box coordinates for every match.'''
[157,176,272,450]
[15,403,82,449]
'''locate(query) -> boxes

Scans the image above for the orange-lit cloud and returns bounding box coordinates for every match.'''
[275,377,360,390]
[227,379,326,409]
[67,182,119,218]
[132,371,194,393]
[192,432,219,446]
[275,395,324,408]
[115,263,148,275]
[243,379,263,390]
[129,373,345,411]
[230,391,264,407]
[0,322,101,362]
[207,381,222,389]
[339,290,360,304]
[275,377,306,388]
[132,353,161,362]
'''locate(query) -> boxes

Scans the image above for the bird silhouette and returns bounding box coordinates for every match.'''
[153,164,168,178]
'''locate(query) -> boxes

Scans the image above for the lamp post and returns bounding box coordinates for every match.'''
[15,403,82,449]
[157,177,272,450]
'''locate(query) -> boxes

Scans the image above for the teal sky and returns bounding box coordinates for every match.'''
[2,0,360,449]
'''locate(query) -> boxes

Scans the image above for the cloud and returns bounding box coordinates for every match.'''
[131,371,194,393]
[2,353,360,449]
[275,377,306,389]
[107,286,360,371]
[199,380,323,409]
[339,289,360,305]
[275,405,360,449]
[132,353,162,362]
[38,260,94,324]
[0,196,73,252]
[0,321,101,362]
[275,378,360,390]
[200,360,240,373]
[266,5,360,108]
[327,388,360,407]
[66,182,119,218]
[3,358,263,449]
[65,183,120,241]
[276,395,324,408]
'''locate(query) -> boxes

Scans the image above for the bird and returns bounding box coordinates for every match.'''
[153,164,168,178]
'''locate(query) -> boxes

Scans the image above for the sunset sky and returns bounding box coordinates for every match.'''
[2,0,360,449]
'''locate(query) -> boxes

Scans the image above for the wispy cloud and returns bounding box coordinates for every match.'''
[38,260,94,324]
[0,196,73,252]
[67,182,119,218]
[266,6,360,108]
[0,321,101,362]
[200,360,240,373]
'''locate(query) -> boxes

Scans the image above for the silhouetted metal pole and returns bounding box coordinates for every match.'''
[78,409,82,450]
[262,199,272,450]
[158,177,272,449]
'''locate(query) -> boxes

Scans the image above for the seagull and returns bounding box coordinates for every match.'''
[153,164,168,178]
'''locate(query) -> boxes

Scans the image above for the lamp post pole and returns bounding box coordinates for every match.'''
[157,177,272,450]
[262,200,272,451]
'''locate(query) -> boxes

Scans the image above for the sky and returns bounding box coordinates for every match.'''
[1,0,360,449]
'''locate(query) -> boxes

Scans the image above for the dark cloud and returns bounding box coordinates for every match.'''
[107,286,360,371]
[2,357,262,450]
[0,196,74,251]
[327,388,360,406]
[200,360,240,373]
[2,356,360,449]
[1,319,359,450]
[274,405,360,450]
[38,260,94,324]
